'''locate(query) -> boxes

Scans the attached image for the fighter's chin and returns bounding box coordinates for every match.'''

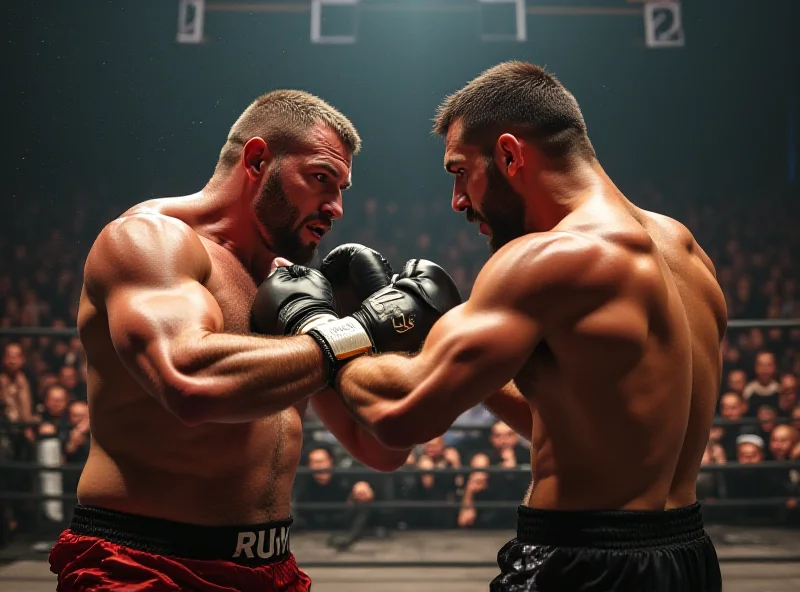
[487,232,519,254]
[260,233,317,265]
[285,239,319,265]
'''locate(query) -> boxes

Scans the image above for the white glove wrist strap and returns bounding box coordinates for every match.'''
[309,317,373,360]
[296,313,338,336]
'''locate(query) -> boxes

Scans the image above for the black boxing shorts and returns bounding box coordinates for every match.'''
[491,502,721,592]
[50,504,311,591]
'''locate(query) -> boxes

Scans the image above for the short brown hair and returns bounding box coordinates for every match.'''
[215,90,361,174]
[433,61,595,160]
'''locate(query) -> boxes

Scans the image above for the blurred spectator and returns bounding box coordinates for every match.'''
[486,421,531,495]
[38,385,70,440]
[417,436,464,489]
[487,422,529,467]
[61,401,90,494]
[58,365,85,402]
[755,405,778,443]
[1,344,34,441]
[778,374,798,417]
[294,446,374,533]
[736,434,765,465]
[769,425,799,462]
[407,445,460,529]
[725,434,797,523]
[726,369,748,398]
[35,373,59,406]
[716,392,748,459]
[744,351,780,414]
[419,437,462,472]
[458,453,499,529]
[697,441,726,501]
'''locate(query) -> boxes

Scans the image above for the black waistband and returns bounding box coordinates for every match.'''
[516,502,706,550]
[69,505,293,566]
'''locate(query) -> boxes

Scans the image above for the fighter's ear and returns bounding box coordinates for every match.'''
[242,137,270,181]
[495,134,524,177]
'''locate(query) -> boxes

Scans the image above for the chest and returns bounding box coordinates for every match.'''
[202,244,259,334]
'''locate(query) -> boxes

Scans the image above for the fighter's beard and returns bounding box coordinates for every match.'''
[253,168,318,264]
[481,163,527,253]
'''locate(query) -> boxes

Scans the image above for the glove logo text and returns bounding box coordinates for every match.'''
[392,314,415,334]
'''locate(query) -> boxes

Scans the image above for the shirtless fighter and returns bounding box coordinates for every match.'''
[268,63,728,591]
[48,90,460,591]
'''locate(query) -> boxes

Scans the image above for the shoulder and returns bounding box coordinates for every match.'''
[85,213,210,297]
[643,210,717,278]
[473,231,628,306]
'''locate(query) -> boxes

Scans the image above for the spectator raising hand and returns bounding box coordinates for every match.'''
[458,453,490,528]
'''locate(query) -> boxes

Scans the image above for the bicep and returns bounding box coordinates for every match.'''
[87,216,222,402]
[106,280,223,394]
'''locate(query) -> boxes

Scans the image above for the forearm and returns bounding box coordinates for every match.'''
[336,353,451,448]
[163,333,327,424]
[335,353,416,428]
[483,382,533,438]
[311,388,411,471]
[461,489,476,507]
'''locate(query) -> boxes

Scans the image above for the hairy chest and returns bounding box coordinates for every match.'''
[202,244,259,334]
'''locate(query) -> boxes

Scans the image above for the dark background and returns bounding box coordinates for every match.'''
[2,0,798,213]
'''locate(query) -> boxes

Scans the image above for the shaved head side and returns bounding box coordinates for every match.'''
[433,61,595,161]
[215,90,361,175]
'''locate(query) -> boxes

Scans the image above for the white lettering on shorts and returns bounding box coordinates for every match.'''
[232,531,257,559]
[232,526,291,559]
[257,528,275,559]
[276,527,289,555]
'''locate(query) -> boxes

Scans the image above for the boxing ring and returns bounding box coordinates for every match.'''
[1,319,799,591]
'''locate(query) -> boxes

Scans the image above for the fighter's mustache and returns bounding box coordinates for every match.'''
[298,214,333,233]
[465,208,486,224]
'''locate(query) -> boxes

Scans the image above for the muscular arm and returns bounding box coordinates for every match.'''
[336,233,618,448]
[310,389,411,471]
[86,214,326,426]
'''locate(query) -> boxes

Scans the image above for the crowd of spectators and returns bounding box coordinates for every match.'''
[0,184,798,548]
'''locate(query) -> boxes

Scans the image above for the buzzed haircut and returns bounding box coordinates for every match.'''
[433,61,596,161]
[215,90,361,175]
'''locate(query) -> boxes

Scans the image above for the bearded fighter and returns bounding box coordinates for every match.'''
[321,63,727,591]
[48,90,461,591]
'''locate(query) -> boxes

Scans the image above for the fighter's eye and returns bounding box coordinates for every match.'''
[456,168,466,178]
[314,173,328,184]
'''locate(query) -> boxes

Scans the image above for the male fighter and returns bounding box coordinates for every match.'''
[48,90,460,591]
[272,63,728,591]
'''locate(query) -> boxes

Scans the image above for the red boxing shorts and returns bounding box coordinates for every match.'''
[49,504,312,591]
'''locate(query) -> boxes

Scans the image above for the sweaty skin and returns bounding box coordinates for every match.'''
[77,132,408,526]
[336,176,727,512]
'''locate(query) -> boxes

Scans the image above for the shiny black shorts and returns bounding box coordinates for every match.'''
[491,502,721,592]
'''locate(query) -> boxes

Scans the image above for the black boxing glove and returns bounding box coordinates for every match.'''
[250,265,339,337]
[250,264,374,384]
[307,259,462,382]
[320,243,394,316]
[389,259,464,341]
[356,259,463,353]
